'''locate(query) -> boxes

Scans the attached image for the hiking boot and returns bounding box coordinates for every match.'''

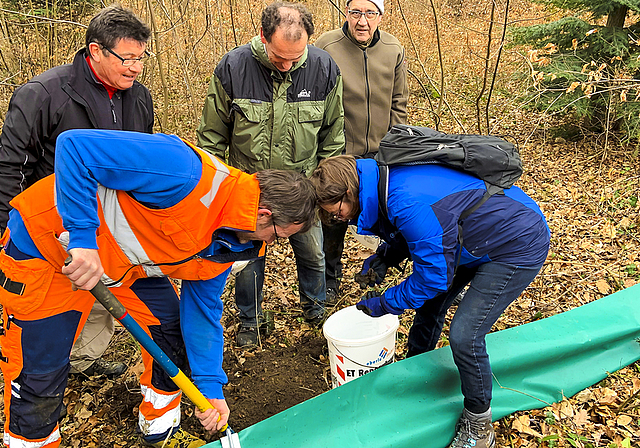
[75,358,127,379]
[305,311,326,328]
[141,428,205,448]
[326,287,339,307]
[449,408,495,448]
[236,326,259,348]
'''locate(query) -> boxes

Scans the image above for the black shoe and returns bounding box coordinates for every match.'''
[81,358,127,379]
[305,311,326,328]
[236,326,259,348]
[326,287,339,307]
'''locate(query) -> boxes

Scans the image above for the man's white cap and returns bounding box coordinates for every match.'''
[347,0,384,14]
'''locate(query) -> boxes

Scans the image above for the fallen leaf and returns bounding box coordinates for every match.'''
[617,414,633,427]
[512,414,543,437]
[130,360,144,381]
[75,406,92,420]
[632,377,640,393]
[560,400,574,419]
[574,389,593,403]
[599,387,618,406]
[596,279,610,294]
[594,431,603,446]
[574,408,589,427]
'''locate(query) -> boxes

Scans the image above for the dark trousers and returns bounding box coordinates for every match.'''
[407,261,544,414]
[322,221,348,290]
[235,221,326,324]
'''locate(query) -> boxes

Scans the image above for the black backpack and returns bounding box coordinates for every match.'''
[374,124,523,268]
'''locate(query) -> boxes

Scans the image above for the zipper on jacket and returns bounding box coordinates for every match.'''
[363,50,371,155]
[103,253,201,287]
[110,98,117,124]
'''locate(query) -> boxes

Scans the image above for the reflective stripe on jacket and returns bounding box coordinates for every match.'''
[12,142,263,286]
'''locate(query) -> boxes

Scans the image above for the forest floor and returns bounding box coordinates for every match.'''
[32,128,638,448]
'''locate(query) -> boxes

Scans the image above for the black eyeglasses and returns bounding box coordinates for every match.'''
[348,10,380,20]
[331,195,345,221]
[101,45,151,67]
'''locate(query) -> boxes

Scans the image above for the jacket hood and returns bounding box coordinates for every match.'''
[250,35,308,74]
[356,158,380,235]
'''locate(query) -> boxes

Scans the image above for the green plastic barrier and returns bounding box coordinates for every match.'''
[209,284,640,448]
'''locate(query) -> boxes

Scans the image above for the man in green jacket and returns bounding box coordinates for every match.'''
[197,1,345,347]
[315,0,408,303]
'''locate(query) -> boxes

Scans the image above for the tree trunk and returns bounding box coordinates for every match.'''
[606,5,628,29]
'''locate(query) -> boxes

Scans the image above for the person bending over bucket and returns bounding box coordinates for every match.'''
[310,155,549,448]
[0,129,317,448]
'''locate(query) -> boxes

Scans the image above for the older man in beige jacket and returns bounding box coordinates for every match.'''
[315,0,408,303]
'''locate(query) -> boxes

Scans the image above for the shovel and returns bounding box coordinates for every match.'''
[71,260,241,447]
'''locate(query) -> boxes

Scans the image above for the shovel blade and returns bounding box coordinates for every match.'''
[220,430,241,448]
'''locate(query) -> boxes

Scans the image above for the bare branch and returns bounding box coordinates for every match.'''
[407,68,439,128]
[486,0,510,134]
[475,0,496,134]
[396,0,464,131]
[0,7,86,27]
[146,0,170,131]
[426,0,445,117]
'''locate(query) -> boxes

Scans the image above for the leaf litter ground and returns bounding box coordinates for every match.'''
[0,135,638,448]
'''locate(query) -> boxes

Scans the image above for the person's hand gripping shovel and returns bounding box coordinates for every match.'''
[64,255,241,447]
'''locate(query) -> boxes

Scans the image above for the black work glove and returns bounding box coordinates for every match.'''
[354,253,388,289]
[356,291,403,317]
[376,242,409,270]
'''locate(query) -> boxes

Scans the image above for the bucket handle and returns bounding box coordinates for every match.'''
[329,341,394,370]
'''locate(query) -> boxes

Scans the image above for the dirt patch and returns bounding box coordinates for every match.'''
[221,334,330,430]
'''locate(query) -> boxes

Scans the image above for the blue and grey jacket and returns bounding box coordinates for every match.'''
[355,158,550,312]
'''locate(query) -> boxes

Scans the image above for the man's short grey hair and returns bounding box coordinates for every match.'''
[262,2,314,42]
[85,5,151,50]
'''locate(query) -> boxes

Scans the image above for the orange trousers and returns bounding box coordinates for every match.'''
[0,244,185,447]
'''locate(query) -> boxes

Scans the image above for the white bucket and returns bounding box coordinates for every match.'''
[323,305,399,388]
[348,225,380,251]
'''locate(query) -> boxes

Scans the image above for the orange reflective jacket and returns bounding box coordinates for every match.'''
[13,142,264,286]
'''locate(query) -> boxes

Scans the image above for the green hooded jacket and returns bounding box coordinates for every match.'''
[197,36,345,176]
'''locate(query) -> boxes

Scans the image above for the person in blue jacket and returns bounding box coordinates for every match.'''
[311,155,550,448]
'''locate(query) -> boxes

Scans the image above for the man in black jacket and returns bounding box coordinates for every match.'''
[0,6,153,382]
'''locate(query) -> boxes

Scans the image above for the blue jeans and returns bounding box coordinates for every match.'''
[407,261,544,414]
[235,221,326,325]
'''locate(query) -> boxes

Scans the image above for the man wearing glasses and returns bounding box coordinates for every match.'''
[315,0,408,305]
[0,6,153,381]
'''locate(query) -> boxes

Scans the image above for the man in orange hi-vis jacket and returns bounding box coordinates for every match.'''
[0,129,317,448]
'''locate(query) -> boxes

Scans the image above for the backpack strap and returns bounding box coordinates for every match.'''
[375,162,411,263]
[454,183,503,271]
[377,163,390,218]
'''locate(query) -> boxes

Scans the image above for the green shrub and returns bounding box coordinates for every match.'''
[509,1,640,141]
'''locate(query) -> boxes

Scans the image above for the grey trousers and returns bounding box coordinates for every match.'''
[68,300,115,372]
